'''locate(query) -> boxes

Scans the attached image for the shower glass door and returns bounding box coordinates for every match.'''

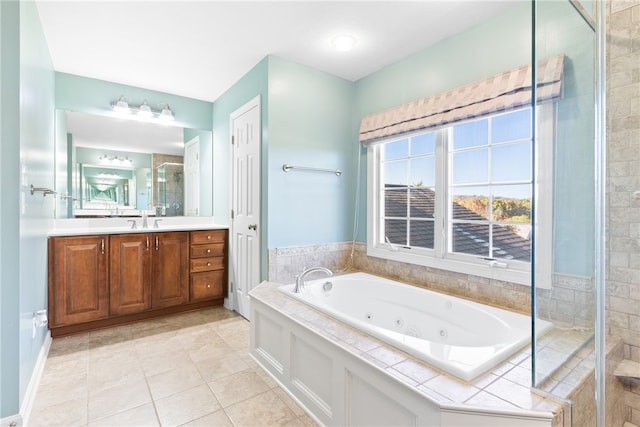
[532,0,598,424]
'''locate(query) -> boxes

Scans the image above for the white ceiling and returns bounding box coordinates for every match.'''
[35,1,521,103]
[37,1,522,155]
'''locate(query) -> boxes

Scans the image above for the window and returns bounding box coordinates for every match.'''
[367,106,553,286]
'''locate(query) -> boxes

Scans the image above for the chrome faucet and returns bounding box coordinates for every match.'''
[293,267,333,293]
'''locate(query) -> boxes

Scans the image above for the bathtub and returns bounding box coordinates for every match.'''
[279,271,552,381]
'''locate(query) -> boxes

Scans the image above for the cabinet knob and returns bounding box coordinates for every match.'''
[207,262,211,267]
[207,284,211,288]
[207,235,212,240]
[206,249,211,253]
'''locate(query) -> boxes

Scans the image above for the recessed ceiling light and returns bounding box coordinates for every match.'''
[332,34,357,52]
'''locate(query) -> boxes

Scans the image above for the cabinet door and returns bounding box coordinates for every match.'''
[152,232,189,309]
[110,234,151,315]
[50,236,109,326]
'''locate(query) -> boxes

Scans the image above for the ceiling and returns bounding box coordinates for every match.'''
[35,1,521,103]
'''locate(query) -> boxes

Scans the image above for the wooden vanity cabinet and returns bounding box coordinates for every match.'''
[152,231,189,308]
[189,230,227,301]
[109,234,152,315]
[48,228,226,337]
[48,235,109,327]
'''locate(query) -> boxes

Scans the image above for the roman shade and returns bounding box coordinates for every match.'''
[359,54,565,145]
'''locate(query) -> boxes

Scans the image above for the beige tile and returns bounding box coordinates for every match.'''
[155,384,221,427]
[252,366,279,389]
[485,377,545,409]
[88,402,159,426]
[88,340,140,367]
[465,390,520,409]
[188,341,235,364]
[28,396,88,427]
[178,409,233,426]
[147,362,205,400]
[133,329,183,356]
[88,374,152,422]
[208,369,271,408]
[31,372,87,409]
[88,359,145,392]
[389,358,439,384]
[225,390,298,427]
[193,351,250,382]
[272,387,307,417]
[422,375,481,403]
[177,326,226,353]
[140,349,192,377]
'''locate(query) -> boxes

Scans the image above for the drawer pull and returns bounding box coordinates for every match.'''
[207,235,212,240]
[206,248,211,253]
[207,284,211,288]
[207,262,212,267]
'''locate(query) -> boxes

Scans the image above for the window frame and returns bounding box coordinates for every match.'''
[366,105,554,288]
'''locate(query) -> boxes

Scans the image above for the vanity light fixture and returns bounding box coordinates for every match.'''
[159,104,175,121]
[113,95,131,113]
[138,100,153,117]
[99,154,133,164]
[111,97,176,120]
[332,34,357,52]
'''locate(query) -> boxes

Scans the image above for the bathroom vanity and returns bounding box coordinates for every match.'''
[47,223,228,337]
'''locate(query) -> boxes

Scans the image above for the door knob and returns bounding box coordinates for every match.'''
[248,224,257,231]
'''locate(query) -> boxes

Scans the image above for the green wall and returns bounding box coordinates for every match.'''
[211,57,268,277]
[0,0,56,418]
[267,57,355,248]
[56,73,213,131]
[0,1,22,418]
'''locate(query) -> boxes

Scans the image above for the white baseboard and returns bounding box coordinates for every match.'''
[20,331,52,427]
[0,413,22,427]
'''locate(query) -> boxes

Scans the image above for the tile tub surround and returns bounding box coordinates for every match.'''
[27,308,317,427]
[250,279,567,426]
[269,242,594,328]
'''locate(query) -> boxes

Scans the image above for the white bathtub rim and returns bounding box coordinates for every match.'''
[278,272,553,382]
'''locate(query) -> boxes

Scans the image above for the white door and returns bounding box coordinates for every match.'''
[230,96,261,320]
[184,136,200,216]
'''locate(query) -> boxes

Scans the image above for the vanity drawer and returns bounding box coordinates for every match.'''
[190,257,224,272]
[190,243,225,258]
[190,230,226,245]
[190,271,225,301]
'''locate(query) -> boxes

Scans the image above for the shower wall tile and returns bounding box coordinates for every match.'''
[608,0,640,423]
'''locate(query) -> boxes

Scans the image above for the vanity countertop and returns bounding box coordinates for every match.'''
[48,217,228,237]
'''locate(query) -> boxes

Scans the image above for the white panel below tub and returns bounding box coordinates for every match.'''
[253,309,284,374]
[291,334,333,417]
[347,371,417,426]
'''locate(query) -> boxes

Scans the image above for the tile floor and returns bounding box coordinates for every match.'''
[28,308,318,427]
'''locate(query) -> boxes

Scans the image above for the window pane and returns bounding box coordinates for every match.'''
[385,219,407,245]
[492,185,531,223]
[411,132,435,155]
[491,142,531,182]
[452,186,489,220]
[409,187,435,218]
[384,138,408,160]
[492,109,531,144]
[453,119,488,149]
[492,224,531,262]
[452,149,488,184]
[410,156,435,188]
[383,160,407,186]
[452,223,490,257]
[384,187,407,217]
[410,220,434,249]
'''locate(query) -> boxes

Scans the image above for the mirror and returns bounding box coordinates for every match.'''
[60,110,213,218]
